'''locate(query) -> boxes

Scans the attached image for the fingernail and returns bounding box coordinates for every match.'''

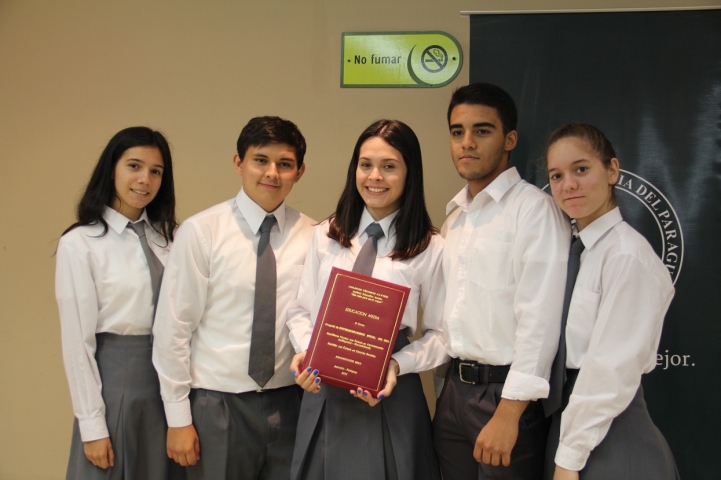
[292,370,297,377]
[312,369,319,376]
[363,391,368,396]
[378,394,385,400]
[357,388,362,394]
[306,367,312,373]
[314,377,321,384]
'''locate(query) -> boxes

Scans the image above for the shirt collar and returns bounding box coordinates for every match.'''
[445,167,522,214]
[446,185,473,215]
[103,206,150,235]
[578,207,623,250]
[358,208,398,241]
[235,188,286,235]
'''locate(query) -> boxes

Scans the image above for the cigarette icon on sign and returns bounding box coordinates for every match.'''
[421,45,448,73]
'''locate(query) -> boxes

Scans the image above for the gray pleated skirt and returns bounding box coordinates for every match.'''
[545,369,680,480]
[290,332,441,480]
[66,333,185,480]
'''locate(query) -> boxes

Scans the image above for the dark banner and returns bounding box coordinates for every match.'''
[470,9,721,478]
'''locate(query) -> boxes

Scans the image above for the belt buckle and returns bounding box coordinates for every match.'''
[458,362,476,384]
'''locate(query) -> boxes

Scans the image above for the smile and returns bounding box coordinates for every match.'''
[366,186,389,193]
[131,189,149,196]
[259,183,279,189]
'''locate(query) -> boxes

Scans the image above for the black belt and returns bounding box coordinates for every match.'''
[452,358,510,384]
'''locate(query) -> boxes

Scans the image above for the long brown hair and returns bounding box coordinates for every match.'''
[62,126,177,243]
[327,119,437,261]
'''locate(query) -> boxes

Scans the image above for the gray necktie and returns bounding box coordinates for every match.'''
[248,215,277,387]
[128,221,164,310]
[543,235,585,417]
[352,223,385,277]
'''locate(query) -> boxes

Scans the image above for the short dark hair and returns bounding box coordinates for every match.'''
[236,116,307,168]
[447,83,518,134]
[62,126,178,242]
[327,119,437,261]
[546,123,618,202]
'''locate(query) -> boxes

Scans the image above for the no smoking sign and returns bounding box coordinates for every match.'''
[421,45,448,73]
[342,32,462,88]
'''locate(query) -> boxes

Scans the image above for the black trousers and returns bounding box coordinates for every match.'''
[186,385,302,480]
[433,368,549,480]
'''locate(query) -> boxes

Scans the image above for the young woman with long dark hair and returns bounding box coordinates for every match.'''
[55,126,182,479]
[286,119,445,480]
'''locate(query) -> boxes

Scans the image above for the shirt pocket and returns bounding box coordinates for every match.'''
[279,264,305,300]
[566,288,601,354]
[291,264,303,285]
[469,239,514,291]
[389,260,414,288]
[390,261,418,327]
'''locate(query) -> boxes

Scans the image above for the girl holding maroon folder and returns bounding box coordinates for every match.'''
[286,119,446,480]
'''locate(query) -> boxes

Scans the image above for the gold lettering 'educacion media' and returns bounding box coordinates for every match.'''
[303,267,410,396]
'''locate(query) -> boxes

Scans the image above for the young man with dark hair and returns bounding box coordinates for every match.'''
[433,83,571,480]
[152,116,315,480]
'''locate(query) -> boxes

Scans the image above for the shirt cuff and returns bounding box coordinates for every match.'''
[555,441,591,472]
[163,399,193,428]
[501,369,549,401]
[78,416,110,442]
[289,330,311,354]
[391,351,415,376]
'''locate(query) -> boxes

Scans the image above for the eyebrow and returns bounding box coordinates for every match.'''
[125,157,164,169]
[449,122,496,130]
[254,153,297,165]
[359,156,401,163]
[548,158,590,173]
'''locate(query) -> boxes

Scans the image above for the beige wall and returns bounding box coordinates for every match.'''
[0,0,714,478]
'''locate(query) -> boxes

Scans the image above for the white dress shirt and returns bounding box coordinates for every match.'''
[55,207,170,442]
[555,207,674,471]
[441,167,571,401]
[152,189,315,428]
[286,208,448,376]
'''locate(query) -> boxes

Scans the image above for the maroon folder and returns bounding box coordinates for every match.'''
[303,267,410,397]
